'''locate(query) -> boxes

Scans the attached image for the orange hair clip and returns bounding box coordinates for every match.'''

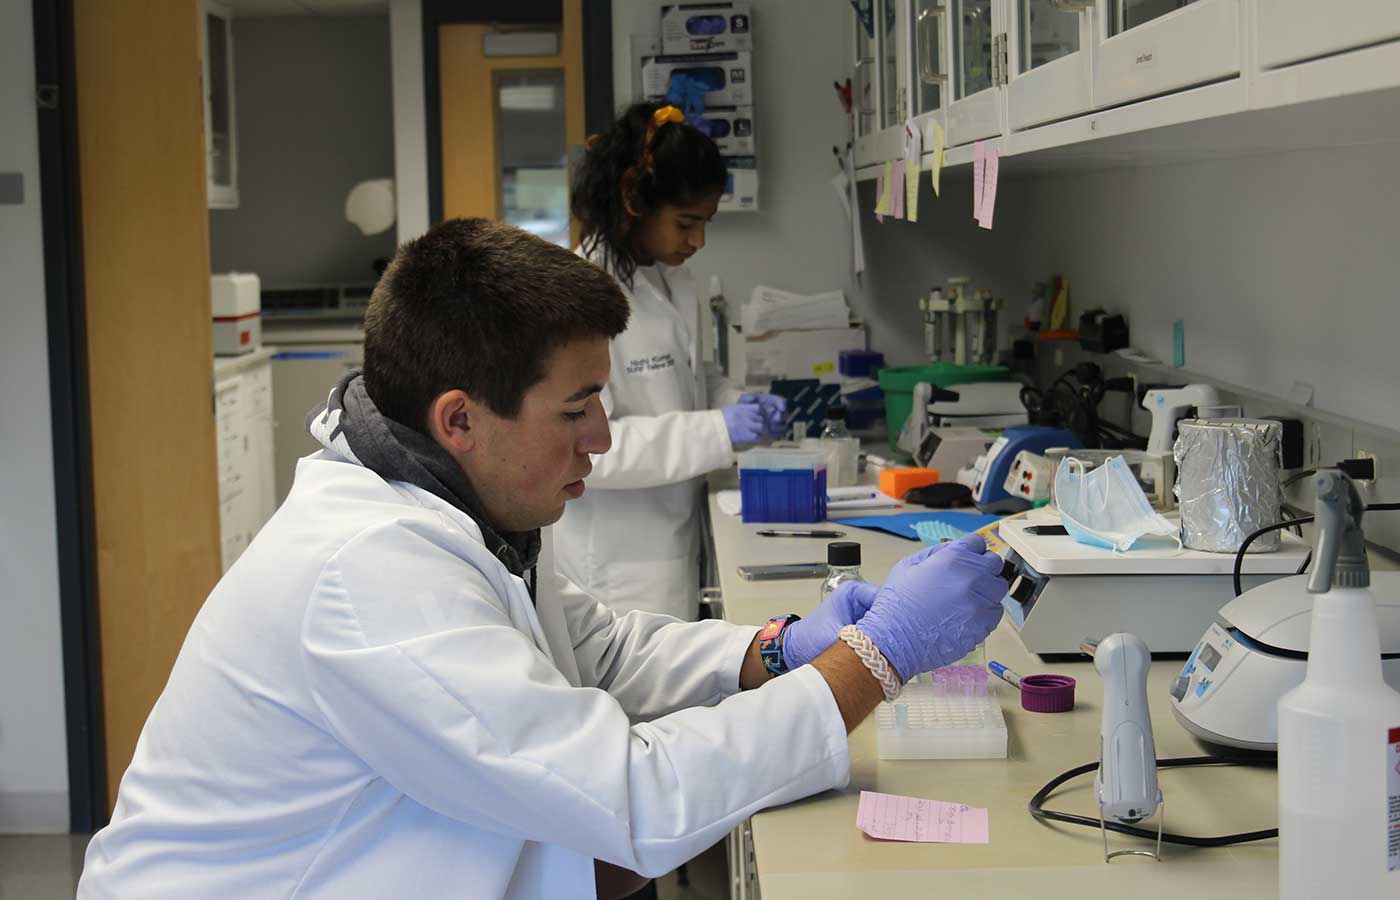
[652,105,685,127]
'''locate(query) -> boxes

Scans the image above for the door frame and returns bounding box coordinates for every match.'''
[33,0,107,833]
[423,0,613,225]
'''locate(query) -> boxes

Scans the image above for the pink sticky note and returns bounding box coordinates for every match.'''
[979,149,999,230]
[972,140,987,221]
[891,159,906,218]
[856,790,990,844]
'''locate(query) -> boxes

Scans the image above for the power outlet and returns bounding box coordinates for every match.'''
[1354,449,1379,485]
[1350,432,1400,563]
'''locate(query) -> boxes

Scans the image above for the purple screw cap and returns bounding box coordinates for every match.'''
[1018,674,1076,713]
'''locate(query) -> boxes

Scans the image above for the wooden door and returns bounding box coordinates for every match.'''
[71,0,223,812]
[438,0,585,246]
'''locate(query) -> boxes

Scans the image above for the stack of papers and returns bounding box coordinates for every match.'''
[742,286,850,337]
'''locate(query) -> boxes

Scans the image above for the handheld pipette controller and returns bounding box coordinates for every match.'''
[1089,633,1164,861]
[1141,384,1220,454]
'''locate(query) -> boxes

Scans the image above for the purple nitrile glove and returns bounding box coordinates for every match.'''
[855,534,1010,683]
[744,393,788,437]
[781,580,879,671]
[732,393,789,435]
[721,399,767,445]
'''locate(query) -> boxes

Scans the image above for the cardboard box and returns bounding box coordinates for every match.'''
[718,156,757,212]
[691,106,754,155]
[661,4,753,55]
[731,325,867,387]
[642,51,752,106]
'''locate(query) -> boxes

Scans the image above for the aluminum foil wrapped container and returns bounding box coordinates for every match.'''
[1174,419,1282,553]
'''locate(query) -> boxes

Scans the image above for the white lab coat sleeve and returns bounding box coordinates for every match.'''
[557,572,757,719]
[705,362,745,408]
[587,385,735,491]
[301,521,850,879]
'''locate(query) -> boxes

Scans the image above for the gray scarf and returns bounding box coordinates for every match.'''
[306,370,540,577]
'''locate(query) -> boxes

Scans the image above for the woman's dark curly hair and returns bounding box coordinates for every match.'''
[571,100,728,288]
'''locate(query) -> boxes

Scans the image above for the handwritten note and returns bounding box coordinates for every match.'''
[903,119,922,222]
[891,158,906,219]
[856,790,990,844]
[973,140,987,222]
[874,161,894,220]
[930,121,945,198]
[978,148,999,230]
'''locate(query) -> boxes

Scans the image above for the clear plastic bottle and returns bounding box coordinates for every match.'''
[820,406,860,487]
[1278,472,1400,899]
[820,541,862,599]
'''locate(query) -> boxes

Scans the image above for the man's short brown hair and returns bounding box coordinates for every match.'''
[363,218,629,426]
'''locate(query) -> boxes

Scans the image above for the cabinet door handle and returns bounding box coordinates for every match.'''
[917,5,948,86]
[699,586,725,618]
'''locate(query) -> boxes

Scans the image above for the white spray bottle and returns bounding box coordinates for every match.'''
[1277,469,1400,898]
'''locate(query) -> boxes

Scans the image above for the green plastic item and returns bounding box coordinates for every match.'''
[877,362,1011,450]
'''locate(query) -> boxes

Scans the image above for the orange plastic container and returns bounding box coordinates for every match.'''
[879,467,940,499]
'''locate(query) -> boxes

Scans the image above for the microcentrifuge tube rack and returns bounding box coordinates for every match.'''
[876,666,1008,760]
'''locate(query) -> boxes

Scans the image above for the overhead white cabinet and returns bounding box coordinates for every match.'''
[845,0,1400,174]
[879,0,905,131]
[1006,0,1093,131]
[1092,0,1239,109]
[1257,1,1400,70]
[944,0,1002,144]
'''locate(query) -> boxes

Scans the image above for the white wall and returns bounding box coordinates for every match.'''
[390,0,428,243]
[849,170,1035,368]
[611,0,855,325]
[209,15,398,285]
[0,0,71,833]
[1012,144,1400,431]
[851,135,1400,433]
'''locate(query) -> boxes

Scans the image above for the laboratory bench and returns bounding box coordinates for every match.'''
[706,477,1280,899]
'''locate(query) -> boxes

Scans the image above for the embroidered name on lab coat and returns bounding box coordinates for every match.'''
[625,353,676,375]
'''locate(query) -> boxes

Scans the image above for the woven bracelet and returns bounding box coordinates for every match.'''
[837,625,902,702]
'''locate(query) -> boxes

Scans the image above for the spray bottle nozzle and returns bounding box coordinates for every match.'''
[1307,469,1370,593]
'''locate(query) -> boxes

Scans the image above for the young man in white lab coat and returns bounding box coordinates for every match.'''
[77,218,1009,900]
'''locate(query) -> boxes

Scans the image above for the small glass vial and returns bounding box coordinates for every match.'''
[819,406,860,487]
[820,541,862,599]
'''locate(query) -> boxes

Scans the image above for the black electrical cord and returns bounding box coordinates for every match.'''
[1232,502,1400,597]
[1232,515,1312,597]
[1029,756,1280,847]
[1281,468,1317,489]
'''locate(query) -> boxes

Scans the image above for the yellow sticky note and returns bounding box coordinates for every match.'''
[874,161,894,215]
[813,361,836,376]
[930,121,945,198]
[905,155,920,222]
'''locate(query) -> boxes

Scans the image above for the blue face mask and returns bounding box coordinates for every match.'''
[1053,456,1181,553]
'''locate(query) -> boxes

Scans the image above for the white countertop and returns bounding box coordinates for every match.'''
[213,346,276,378]
[1002,507,1310,575]
[707,472,1279,899]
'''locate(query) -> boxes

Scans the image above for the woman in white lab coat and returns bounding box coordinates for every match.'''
[557,102,786,619]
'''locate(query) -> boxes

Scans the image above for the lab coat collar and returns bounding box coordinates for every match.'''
[306,370,541,577]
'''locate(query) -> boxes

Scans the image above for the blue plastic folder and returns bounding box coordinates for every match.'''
[830,511,1000,542]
